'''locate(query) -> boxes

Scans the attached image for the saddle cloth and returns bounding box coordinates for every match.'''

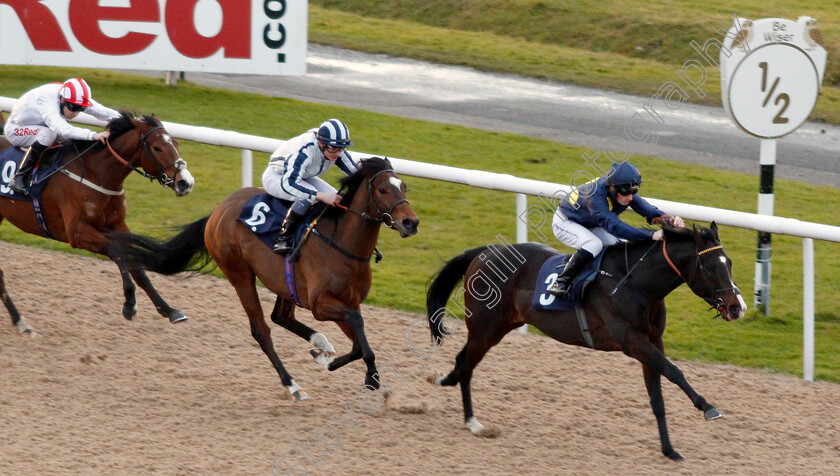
[0,144,74,200]
[530,252,605,311]
[237,193,316,249]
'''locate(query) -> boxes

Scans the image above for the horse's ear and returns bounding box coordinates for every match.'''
[692,224,704,248]
[383,156,393,168]
[710,221,720,239]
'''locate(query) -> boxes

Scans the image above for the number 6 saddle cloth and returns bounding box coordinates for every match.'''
[237,192,316,249]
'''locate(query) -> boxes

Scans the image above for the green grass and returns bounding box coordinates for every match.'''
[308,3,840,124]
[2,66,840,382]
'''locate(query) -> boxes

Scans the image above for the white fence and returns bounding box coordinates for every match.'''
[2,97,838,381]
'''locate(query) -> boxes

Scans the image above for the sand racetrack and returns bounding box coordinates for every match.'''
[1,242,839,475]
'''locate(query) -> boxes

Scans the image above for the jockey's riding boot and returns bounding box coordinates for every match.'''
[272,209,305,254]
[547,248,595,299]
[9,142,47,196]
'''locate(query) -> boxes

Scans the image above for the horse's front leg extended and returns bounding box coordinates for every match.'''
[623,329,720,419]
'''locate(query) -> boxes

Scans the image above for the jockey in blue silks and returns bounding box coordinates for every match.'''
[261,119,359,254]
[548,161,685,298]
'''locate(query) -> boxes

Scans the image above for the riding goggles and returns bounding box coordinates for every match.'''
[615,184,639,196]
[65,102,87,113]
[324,144,346,153]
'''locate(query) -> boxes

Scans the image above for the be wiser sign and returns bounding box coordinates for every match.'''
[0,0,307,75]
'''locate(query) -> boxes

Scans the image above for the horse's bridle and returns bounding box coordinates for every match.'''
[105,126,186,188]
[366,169,409,228]
[335,168,409,229]
[662,239,740,317]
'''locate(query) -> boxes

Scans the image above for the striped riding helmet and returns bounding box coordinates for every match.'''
[316,119,354,148]
[59,78,93,107]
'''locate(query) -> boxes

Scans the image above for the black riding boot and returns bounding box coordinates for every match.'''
[272,209,305,254]
[9,142,47,196]
[547,248,595,299]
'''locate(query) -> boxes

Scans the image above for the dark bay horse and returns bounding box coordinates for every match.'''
[425,223,747,461]
[107,157,419,400]
[0,110,195,335]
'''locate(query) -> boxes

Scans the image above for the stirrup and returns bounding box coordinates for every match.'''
[9,178,29,196]
[273,239,293,254]
[547,280,571,298]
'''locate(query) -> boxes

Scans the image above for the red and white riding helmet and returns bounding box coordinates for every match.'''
[59,78,93,107]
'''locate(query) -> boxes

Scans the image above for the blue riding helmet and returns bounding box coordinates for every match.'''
[607,161,642,187]
[316,119,354,148]
[606,162,642,196]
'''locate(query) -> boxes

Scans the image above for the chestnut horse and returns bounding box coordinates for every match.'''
[0,110,195,335]
[426,223,747,461]
[107,157,419,400]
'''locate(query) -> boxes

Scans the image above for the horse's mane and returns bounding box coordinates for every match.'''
[320,157,394,220]
[69,110,160,149]
[107,110,161,139]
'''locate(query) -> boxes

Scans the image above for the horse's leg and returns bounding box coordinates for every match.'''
[643,362,682,461]
[319,311,377,389]
[323,322,361,371]
[344,309,380,390]
[268,296,336,365]
[113,263,138,321]
[0,267,34,336]
[232,278,308,402]
[106,241,186,323]
[126,266,187,323]
[428,317,511,435]
[623,329,721,419]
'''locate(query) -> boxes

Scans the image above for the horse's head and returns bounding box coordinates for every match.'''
[108,112,195,196]
[342,157,419,237]
[664,222,747,321]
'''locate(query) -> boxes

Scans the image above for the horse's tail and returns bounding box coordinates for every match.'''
[426,246,488,344]
[107,216,213,275]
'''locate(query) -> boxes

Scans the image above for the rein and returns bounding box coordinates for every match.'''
[333,169,409,229]
[608,241,658,296]
[662,239,735,318]
[105,126,182,188]
[305,167,406,262]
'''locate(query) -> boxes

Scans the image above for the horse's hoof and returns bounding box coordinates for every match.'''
[664,449,684,462]
[465,416,501,437]
[169,310,188,324]
[15,319,36,336]
[122,304,136,321]
[310,349,335,369]
[704,407,724,420]
[309,333,336,354]
[365,373,381,390]
[426,371,442,385]
[291,390,310,402]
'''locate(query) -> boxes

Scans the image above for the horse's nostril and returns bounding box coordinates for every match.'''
[403,218,418,232]
[176,180,191,194]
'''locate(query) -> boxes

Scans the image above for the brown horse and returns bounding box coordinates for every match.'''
[0,110,195,335]
[425,223,747,461]
[107,157,419,400]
